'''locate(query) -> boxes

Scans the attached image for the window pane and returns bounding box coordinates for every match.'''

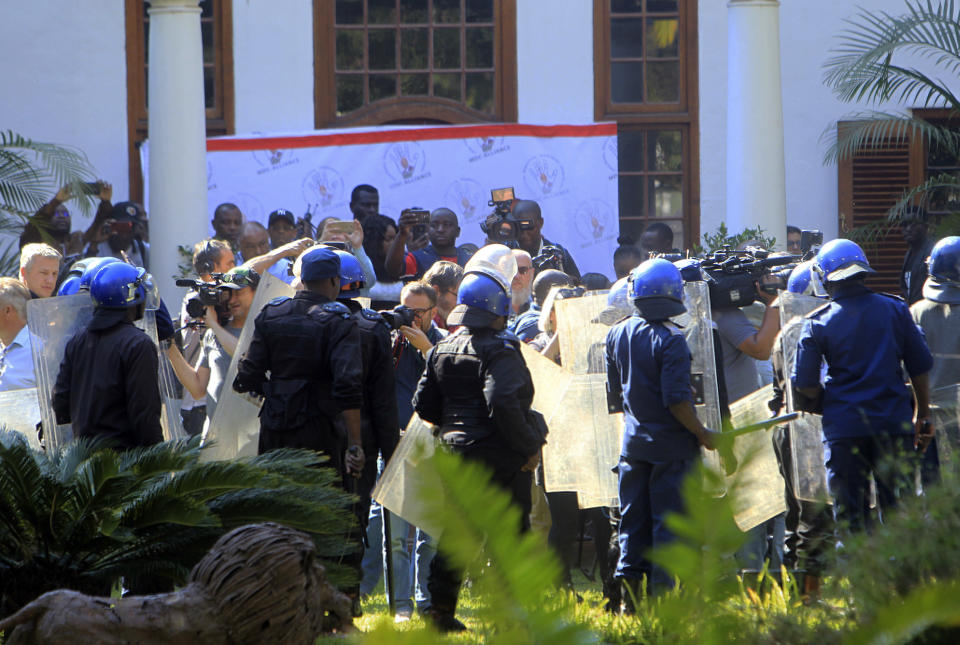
[434,28,461,68]
[646,61,679,102]
[646,19,678,58]
[433,0,460,23]
[610,0,643,12]
[647,130,682,171]
[465,72,494,113]
[400,0,428,23]
[204,66,214,109]
[201,20,214,65]
[610,18,644,58]
[369,74,397,101]
[647,0,679,12]
[611,61,644,103]
[336,0,363,24]
[466,0,494,22]
[336,74,364,113]
[466,27,494,68]
[368,0,397,24]
[617,130,644,172]
[369,29,396,70]
[400,73,429,95]
[336,29,364,70]
[650,175,682,218]
[618,175,644,217]
[401,28,428,69]
[433,73,461,100]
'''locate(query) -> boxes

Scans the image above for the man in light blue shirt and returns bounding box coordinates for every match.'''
[0,278,37,392]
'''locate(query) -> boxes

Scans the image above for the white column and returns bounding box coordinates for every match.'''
[147,0,208,305]
[726,0,786,249]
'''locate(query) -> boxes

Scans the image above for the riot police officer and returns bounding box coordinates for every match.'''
[793,239,933,533]
[605,259,718,605]
[52,261,163,448]
[412,268,545,633]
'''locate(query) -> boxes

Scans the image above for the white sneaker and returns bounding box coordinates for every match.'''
[394,611,412,624]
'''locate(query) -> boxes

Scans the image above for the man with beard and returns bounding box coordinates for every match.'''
[509,249,534,319]
[89,201,150,269]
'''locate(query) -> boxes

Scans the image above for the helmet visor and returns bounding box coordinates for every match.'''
[139,272,160,310]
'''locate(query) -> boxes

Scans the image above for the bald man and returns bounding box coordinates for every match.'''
[386,207,476,279]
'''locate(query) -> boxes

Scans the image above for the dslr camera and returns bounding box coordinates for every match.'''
[378,304,418,330]
[176,274,231,323]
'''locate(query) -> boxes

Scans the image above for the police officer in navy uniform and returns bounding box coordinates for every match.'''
[412,268,545,632]
[605,259,719,607]
[233,247,366,597]
[793,239,934,534]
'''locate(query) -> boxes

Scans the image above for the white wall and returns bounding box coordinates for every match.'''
[698,0,960,244]
[0,0,130,227]
[232,0,316,134]
[516,0,595,124]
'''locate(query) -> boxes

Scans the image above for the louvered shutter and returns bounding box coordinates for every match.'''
[837,122,919,295]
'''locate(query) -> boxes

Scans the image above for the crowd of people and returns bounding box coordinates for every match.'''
[0,177,958,633]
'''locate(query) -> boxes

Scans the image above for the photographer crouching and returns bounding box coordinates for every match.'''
[166,266,259,437]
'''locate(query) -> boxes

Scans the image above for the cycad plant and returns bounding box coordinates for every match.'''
[0,431,356,618]
[0,130,97,275]
[823,0,960,240]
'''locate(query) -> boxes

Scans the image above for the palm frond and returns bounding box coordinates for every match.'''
[822,111,960,163]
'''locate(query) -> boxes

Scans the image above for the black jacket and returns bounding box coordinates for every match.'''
[413,326,543,458]
[536,237,581,279]
[52,310,163,449]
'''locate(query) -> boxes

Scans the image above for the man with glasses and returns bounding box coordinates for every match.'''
[422,261,463,330]
[510,250,534,319]
[512,200,580,279]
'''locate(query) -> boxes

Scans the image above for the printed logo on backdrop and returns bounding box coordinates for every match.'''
[464,136,510,162]
[444,179,486,224]
[572,199,617,249]
[301,166,346,212]
[253,149,301,174]
[523,155,567,200]
[384,142,431,187]
[602,136,618,181]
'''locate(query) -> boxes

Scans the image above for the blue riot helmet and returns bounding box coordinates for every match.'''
[57,275,81,296]
[628,258,686,320]
[927,236,960,283]
[90,263,150,309]
[674,258,703,282]
[447,272,510,328]
[787,260,813,294]
[65,257,92,279]
[813,239,876,283]
[78,257,121,292]
[607,276,630,309]
[329,248,366,297]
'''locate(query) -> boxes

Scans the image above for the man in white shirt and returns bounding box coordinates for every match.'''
[0,278,36,391]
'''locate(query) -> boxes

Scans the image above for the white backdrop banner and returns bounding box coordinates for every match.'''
[142,123,619,278]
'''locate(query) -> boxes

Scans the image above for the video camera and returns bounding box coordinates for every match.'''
[176,274,232,323]
[532,245,566,272]
[683,247,799,309]
[378,304,417,331]
[481,187,518,245]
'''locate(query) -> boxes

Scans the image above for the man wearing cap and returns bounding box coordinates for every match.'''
[89,201,150,269]
[794,239,934,533]
[267,208,299,250]
[412,244,545,632]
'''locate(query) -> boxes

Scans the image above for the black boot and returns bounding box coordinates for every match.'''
[424,608,467,633]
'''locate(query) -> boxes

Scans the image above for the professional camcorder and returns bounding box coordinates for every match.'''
[176,274,231,322]
[379,304,418,330]
[480,187,518,245]
[677,247,799,309]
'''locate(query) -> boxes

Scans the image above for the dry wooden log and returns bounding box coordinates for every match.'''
[0,522,354,644]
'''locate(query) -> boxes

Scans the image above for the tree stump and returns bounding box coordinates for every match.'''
[0,522,354,644]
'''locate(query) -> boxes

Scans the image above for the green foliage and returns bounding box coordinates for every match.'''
[695,222,778,254]
[0,432,355,617]
[177,243,197,279]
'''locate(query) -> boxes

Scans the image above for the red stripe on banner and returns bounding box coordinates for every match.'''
[206,123,617,152]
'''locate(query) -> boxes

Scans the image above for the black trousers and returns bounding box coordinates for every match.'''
[428,441,528,616]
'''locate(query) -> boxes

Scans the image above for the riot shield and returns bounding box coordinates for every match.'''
[778,292,831,503]
[371,413,443,538]
[0,387,42,450]
[27,293,94,453]
[201,273,295,461]
[671,281,725,481]
[136,311,187,442]
[725,384,787,531]
[931,384,960,471]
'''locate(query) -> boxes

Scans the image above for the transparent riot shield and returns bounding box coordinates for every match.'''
[201,273,295,461]
[725,384,787,531]
[931,384,960,471]
[27,293,94,453]
[0,387,42,450]
[136,311,187,442]
[671,281,725,482]
[778,292,831,503]
[546,292,622,509]
[371,413,444,539]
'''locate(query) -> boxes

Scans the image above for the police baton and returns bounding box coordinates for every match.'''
[382,506,396,617]
[346,447,369,550]
[716,413,799,475]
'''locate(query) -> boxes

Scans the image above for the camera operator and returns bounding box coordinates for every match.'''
[513,200,580,279]
[166,267,258,435]
[385,208,474,280]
